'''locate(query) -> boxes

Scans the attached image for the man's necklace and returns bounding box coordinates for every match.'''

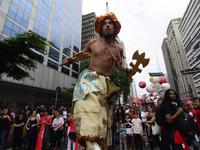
[100,38,122,64]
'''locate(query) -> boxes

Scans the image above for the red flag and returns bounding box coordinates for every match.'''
[174,130,190,150]
[35,124,45,150]
[132,98,139,104]
[186,99,193,104]
[182,95,185,98]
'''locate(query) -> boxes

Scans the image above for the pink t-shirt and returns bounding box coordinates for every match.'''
[52,117,64,130]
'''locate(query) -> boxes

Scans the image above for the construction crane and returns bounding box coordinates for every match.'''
[106,0,109,13]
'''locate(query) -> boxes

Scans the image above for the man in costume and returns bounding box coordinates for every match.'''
[63,12,136,149]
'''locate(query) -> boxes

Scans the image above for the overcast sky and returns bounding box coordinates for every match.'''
[82,0,190,96]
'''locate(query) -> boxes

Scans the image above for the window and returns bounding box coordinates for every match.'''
[0,0,2,5]
[38,0,51,18]
[74,36,80,48]
[8,4,29,28]
[68,0,74,6]
[3,19,25,37]
[51,35,61,50]
[56,0,64,10]
[52,24,62,39]
[35,10,49,29]
[33,22,47,38]
[55,5,64,20]
[67,2,74,14]
[72,63,79,72]
[61,67,69,75]
[53,15,63,29]
[64,35,72,47]
[65,26,72,39]
[49,48,60,61]
[66,18,73,30]
[12,0,32,14]
[74,27,80,37]
[72,72,78,79]
[43,0,52,7]
[47,60,58,70]
[63,45,71,57]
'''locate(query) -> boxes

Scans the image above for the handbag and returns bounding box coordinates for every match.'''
[151,122,161,135]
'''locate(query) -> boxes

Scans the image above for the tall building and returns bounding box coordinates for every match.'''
[162,18,196,99]
[0,0,82,109]
[81,12,100,50]
[162,38,179,94]
[178,0,200,97]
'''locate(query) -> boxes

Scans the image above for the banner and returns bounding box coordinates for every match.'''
[35,124,45,150]
[132,98,140,104]
[186,99,193,104]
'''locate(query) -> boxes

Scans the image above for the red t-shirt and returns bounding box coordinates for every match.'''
[39,115,52,127]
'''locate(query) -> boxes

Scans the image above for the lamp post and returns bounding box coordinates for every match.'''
[55,86,60,109]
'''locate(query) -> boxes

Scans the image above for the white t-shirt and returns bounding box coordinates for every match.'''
[131,118,142,134]
[141,111,148,121]
[63,111,67,119]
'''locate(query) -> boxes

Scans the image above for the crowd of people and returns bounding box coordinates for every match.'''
[0,89,200,150]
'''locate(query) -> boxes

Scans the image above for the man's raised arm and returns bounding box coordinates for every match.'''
[60,39,94,66]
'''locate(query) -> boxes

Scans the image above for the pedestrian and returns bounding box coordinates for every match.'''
[124,113,133,150]
[13,112,25,150]
[25,110,39,150]
[130,111,143,150]
[52,111,64,150]
[0,108,13,149]
[67,112,76,150]
[160,89,184,149]
[118,117,127,150]
[63,12,136,149]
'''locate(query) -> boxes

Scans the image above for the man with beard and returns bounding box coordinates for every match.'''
[63,12,136,149]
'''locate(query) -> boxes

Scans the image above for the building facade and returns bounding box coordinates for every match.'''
[81,12,100,50]
[162,18,196,99]
[161,38,179,95]
[0,0,82,110]
[178,0,200,97]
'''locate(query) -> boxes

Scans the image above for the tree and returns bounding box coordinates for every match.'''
[0,30,51,80]
[60,83,76,106]
[81,59,132,104]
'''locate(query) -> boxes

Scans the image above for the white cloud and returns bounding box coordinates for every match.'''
[82,0,190,96]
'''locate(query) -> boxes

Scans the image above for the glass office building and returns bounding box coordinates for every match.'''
[0,0,82,109]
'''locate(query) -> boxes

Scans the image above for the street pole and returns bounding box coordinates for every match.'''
[55,86,60,109]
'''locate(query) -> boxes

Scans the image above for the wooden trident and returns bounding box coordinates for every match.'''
[128,50,150,80]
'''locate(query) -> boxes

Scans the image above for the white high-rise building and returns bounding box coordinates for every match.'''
[178,0,200,97]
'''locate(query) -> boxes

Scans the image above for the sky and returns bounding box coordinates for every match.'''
[82,0,190,96]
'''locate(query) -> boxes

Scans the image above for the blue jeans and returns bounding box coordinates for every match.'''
[0,129,6,149]
[190,138,199,150]
[108,130,117,150]
[167,130,182,150]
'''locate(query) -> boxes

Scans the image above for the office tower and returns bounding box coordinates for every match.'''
[178,0,200,97]
[0,0,82,108]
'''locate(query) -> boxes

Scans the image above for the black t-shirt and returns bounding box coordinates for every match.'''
[0,117,8,130]
[124,119,132,128]
[14,117,25,135]
[161,102,177,131]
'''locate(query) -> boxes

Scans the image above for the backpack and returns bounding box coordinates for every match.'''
[155,107,166,126]
[171,104,199,139]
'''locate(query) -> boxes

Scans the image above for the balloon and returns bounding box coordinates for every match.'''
[149,93,153,96]
[159,77,167,84]
[150,77,159,84]
[154,99,158,106]
[143,93,149,99]
[146,84,156,93]
[137,95,143,100]
[150,96,155,100]
[153,92,158,97]
[161,83,170,92]
[139,81,146,88]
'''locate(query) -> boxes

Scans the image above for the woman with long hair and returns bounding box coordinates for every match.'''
[25,110,39,150]
[160,89,183,150]
[0,108,13,149]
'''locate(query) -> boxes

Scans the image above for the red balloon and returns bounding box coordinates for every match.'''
[149,93,153,96]
[159,77,167,84]
[139,81,146,88]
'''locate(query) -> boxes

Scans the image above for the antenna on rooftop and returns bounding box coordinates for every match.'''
[106,0,109,13]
